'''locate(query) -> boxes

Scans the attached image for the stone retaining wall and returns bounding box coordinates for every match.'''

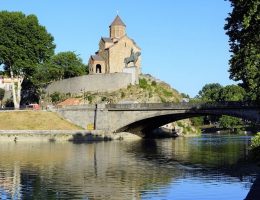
[46,73,132,94]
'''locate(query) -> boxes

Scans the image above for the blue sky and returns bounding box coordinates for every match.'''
[0,0,234,97]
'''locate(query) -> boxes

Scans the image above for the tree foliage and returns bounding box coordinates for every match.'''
[197,83,245,102]
[251,132,260,148]
[218,85,245,101]
[197,83,222,101]
[197,83,246,129]
[224,0,260,101]
[33,51,87,84]
[47,51,87,80]
[0,11,55,108]
[30,51,87,102]
[219,115,242,129]
[0,88,5,102]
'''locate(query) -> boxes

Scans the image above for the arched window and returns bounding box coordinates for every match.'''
[96,64,102,73]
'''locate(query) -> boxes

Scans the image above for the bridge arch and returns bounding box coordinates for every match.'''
[115,113,201,136]
[112,106,260,136]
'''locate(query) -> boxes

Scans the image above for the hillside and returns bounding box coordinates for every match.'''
[55,74,182,105]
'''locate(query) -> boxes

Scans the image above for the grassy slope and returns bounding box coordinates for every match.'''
[0,111,81,130]
[76,74,182,104]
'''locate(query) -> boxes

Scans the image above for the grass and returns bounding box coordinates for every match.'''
[0,111,82,130]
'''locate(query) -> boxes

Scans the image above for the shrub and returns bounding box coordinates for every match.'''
[251,132,260,148]
[159,96,167,103]
[50,92,62,103]
[139,78,149,89]
[121,92,125,98]
[87,95,93,103]
[151,81,157,86]
[219,115,242,129]
[191,117,204,127]
[5,98,14,107]
[66,92,71,97]
[162,88,173,97]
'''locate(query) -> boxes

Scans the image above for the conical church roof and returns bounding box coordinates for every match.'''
[110,15,126,27]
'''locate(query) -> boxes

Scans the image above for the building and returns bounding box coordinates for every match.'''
[0,76,18,91]
[88,15,141,83]
[47,15,141,95]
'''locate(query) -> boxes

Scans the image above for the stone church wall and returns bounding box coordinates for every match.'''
[109,37,141,74]
[46,73,132,95]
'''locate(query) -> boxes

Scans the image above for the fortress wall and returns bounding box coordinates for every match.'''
[46,73,132,94]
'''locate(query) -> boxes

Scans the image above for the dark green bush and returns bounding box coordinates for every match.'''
[50,92,62,103]
[139,78,149,89]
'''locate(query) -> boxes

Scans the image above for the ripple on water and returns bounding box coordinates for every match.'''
[0,135,259,200]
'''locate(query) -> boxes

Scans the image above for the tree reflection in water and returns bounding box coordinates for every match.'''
[0,135,259,200]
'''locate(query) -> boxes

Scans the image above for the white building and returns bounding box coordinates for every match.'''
[0,76,18,91]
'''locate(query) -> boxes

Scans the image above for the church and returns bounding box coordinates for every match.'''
[47,15,142,95]
[88,15,141,82]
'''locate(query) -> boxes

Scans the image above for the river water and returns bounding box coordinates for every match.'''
[0,134,259,200]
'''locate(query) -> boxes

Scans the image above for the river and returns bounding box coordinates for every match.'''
[0,134,259,200]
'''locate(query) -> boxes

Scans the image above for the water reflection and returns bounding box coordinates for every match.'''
[0,135,259,200]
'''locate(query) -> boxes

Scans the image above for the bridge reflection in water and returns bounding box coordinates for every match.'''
[0,135,259,200]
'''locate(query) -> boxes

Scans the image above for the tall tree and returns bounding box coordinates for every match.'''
[48,51,87,80]
[33,51,87,83]
[0,11,55,108]
[224,0,260,101]
[30,52,87,103]
[197,83,222,101]
[196,83,245,128]
[218,85,245,101]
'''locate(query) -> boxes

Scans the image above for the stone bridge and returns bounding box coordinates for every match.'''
[56,102,260,136]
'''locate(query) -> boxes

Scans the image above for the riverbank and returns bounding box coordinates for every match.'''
[0,110,194,142]
[0,130,141,142]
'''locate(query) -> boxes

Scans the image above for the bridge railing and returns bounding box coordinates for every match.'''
[106,101,259,110]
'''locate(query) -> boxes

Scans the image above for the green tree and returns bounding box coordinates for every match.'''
[197,83,222,101]
[224,0,260,101]
[218,85,245,129]
[219,115,242,130]
[0,88,5,106]
[196,83,246,128]
[34,51,87,82]
[218,85,245,101]
[0,11,55,108]
[48,51,87,80]
[30,51,87,102]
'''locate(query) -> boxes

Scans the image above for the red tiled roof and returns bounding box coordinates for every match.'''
[57,98,82,107]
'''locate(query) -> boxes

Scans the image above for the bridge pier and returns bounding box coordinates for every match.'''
[95,104,109,131]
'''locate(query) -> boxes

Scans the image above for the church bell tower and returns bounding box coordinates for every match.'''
[109,15,126,39]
